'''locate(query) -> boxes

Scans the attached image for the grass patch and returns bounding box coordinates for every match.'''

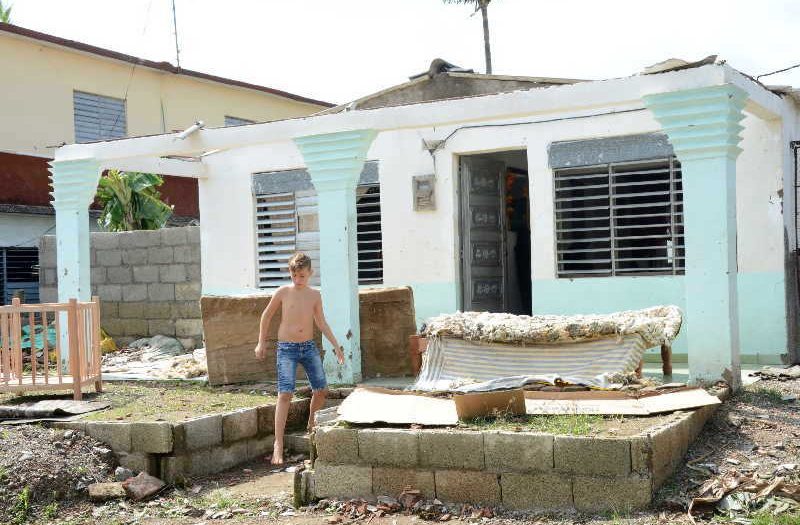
[750,512,800,525]
[10,486,31,525]
[464,413,604,435]
[0,381,277,422]
[739,386,786,405]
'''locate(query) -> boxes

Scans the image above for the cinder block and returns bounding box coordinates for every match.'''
[97,284,123,302]
[501,473,573,509]
[91,267,106,285]
[186,227,200,244]
[121,284,148,302]
[161,227,188,245]
[630,435,653,476]
[420,431,484,470]
[38,247,56,270]
[122,248,149,265]
[313,462,372,498]
[51,421,87,432]
[573,475,652,512]
[39,286,57,303]
[173,415,222,452]
[131,422,173,453]
[222,408,258,443]
[435,470,500,504]
[485,431,553,472]
[287,398,311,430]
[85,421,132,452]
[247,435,275,459]
[122,319,148,336]
[118,302,146,319]
[147,302,173,319]
[257,404,276,435]
[186,264,201,280]
[175,282,202,300]
[116,451,157,474]
[184,448,213,477]
[160,455,189,484]
[100,300,119,320]
[118,231,154,249]
[148,246,174,264]
[148,320,176,336]
[107,266,132,284]
[373,467,435,498]
[96,250,122,266]
[315,427,359,464]
[92,233,120,250]
[172,301,201,318]
[173,245,193,263]
[285,433,310,453]
[212,440,250,472]
[132,265,160,283]
[148,283,175,301]
[176,318,203,337]
[554,436,631,477]
[160,264,187,284]
[359,429,419,467]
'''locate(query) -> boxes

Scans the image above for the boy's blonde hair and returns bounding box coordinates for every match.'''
[288,252,312,272]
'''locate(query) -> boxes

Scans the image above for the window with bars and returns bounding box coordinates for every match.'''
[73,91,126,143]
[554,157,684,277]
[1,247,40,304]
[225,116,256,127]
[255,185,383,289]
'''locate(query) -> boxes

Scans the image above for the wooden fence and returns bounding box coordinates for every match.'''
[0,297,102,400]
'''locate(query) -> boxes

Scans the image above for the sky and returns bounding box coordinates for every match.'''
[8,0,800,105]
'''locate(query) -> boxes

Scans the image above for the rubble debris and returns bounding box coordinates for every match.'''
[122,472,166,501]
[102,340,207,380]
[750,365,800,381]
[88,482,126,501]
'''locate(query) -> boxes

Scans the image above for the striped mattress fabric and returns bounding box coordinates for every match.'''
[411,334,648,392]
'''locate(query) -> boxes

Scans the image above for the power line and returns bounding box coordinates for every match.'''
[756,61,800,80]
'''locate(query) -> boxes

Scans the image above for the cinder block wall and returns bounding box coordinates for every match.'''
[39,226,202,349]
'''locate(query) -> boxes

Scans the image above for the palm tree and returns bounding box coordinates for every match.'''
[95,170,173,231]
[0,1,13,23]
[443,0,493,74]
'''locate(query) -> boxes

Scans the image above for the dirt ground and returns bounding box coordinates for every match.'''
[4,377,799,525]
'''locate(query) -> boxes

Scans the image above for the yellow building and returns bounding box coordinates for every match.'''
[0,21,332,302]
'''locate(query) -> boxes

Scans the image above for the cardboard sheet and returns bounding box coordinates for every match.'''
[337,387,459,425]
[524,388,721,415]
[338,387,721,424]
[453,389,525,419]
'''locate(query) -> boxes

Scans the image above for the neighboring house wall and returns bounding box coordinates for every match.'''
[195,79,795,363]
[39,226,202,349]
[0,28,327,157]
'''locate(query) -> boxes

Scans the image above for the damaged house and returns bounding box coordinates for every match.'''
[49,58,800,385]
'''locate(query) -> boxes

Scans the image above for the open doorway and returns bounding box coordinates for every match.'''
[458,151,531,315]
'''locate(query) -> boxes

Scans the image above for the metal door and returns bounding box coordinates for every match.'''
[459,157,507,312]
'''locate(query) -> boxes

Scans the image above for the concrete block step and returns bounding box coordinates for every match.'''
[285,432,310,454]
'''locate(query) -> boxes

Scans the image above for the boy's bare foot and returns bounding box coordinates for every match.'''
[271,442,284,465]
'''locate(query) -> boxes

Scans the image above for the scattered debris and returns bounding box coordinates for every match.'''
[114,466,134,482]
[750,365,800,381]
[122,472,165,501]
[88,482,126,501]
[101,336,207,380]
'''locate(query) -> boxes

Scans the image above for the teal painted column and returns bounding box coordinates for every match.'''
[644,85,747,386]
[294,130,377,384]
[49,159,102,303]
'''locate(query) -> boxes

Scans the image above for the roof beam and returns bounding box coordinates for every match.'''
[100,155,207,178]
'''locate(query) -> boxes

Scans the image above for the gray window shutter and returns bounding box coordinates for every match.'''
[73,91,126,143]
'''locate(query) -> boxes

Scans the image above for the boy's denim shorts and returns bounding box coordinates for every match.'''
[276,340,327,393]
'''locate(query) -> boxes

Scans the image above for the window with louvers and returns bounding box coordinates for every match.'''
[73,91,126,143]
[255,185,383,289]
[255,192,297,289]
[554,157,684,277]
[356,184,383,284]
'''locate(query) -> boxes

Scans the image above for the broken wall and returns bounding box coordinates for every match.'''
[201,286,416,385]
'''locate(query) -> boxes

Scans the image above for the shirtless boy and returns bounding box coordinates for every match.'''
[254,252,344,465]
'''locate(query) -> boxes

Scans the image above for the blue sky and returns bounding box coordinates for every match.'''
[10,0,800,104]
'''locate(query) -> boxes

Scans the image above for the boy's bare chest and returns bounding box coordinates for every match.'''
[282,293,315,317]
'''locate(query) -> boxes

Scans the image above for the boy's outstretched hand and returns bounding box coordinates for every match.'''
[334,345,345,365]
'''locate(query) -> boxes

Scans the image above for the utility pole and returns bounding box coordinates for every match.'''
[172,0,181,68]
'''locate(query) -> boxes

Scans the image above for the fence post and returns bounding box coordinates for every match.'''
[11,297,21,384]
[92,295,102,393]
[67,298,81,401]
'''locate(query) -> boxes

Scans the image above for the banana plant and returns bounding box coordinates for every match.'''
[95,170,173,231]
